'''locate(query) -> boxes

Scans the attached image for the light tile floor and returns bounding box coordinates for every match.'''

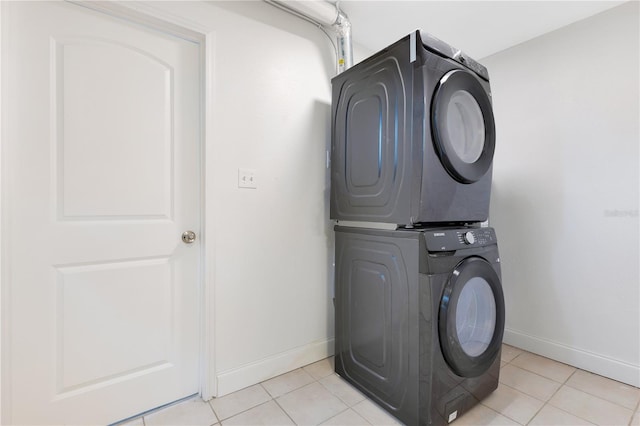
[122,345,640,426]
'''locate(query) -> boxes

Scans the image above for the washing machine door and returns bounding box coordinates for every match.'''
[439,256,504,377]
[431,69,496,184]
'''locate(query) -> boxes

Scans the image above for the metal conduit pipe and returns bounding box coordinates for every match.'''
[265,0,353,73]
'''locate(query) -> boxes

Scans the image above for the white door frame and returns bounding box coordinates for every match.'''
[0,1,218,421]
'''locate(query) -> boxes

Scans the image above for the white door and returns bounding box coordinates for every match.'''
[3,1,201,424]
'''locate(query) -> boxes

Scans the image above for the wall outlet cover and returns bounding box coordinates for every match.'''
[238,168,257,189]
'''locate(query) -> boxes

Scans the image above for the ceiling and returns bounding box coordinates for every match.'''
[338,1,627,59]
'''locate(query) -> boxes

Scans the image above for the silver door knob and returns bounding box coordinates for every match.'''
[182,230,196,244]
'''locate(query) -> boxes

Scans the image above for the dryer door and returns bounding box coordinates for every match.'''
[431,69,496,184]
[439,256,504,377]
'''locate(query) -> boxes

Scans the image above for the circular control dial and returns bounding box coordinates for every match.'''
[463,231,476,245]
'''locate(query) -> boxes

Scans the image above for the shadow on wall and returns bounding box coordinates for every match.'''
[211,0,337,78]
[316,99,335,342]
[490,178,570,344]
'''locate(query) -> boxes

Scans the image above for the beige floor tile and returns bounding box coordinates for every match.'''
[501,344,524,363]
[500,364,561,401]
[276,382,348,425]
[549,385,633,425]
[145,398,218,426]
[303,357,335,380]
[565,369,640,410]
[261,368,315,398]
[481,383,544,424]
[319,374,366,407]
[510,352,576,383]
[528,404,595,425]
[454,404,519,425]
[631,411,640,426]
[210,384,272,421]
[320,409,370,425]
[352,399,401,425]
[222,401,294,425]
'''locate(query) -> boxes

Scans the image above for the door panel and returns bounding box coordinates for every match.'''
[56,258,173,392]
[3,2,201,424]
[56,38,174,219]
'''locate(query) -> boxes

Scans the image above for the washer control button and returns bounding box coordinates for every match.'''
[463,231,475,245]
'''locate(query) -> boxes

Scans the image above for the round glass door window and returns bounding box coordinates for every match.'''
[455,277,496,357]
[446,91,485,164]
[431,69,496,184]
[439,256,504,377]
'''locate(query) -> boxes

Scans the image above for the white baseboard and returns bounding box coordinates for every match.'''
[214,338,335,397]
[504,328,640,387]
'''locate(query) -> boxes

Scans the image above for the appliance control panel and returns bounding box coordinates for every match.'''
[424,228,496,252]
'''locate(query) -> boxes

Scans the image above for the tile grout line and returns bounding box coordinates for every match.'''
[208,398,221,425]
[258,381,273,400]
[476,403,517,425]
[523,364,580,425]
[317,364,374,424]
[505,348,637,425]
[502,360,579,391]
[504,347,640,412]
[543,368,615,426]
[219,399,277,425]
[497,364,563,400]
[209,383,274,424]
[490,381,547,403]
[633,395,640,413]
[542,402,598,425]
[317,375,346,407]
[628,408,637,426]
[276,366,363,426]
[208,360,336,425]
[317,373,367,408]
[503,350,524,366]
[565,381,639,416]
[272,393,301,425]
[271,366,337,426]
[145,352,636,426]
[494,359,634,426]
[499,347,613,426]
[480,380,544,425]
[629,395,640,426]
[262,368,317,399]
[505,359,575,385]
[633,396,640,426]
[561,375,640,413]
[323,406,373,426]
[316,368,392,426]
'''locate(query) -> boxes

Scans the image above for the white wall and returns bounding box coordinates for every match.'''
[482,2,639,386]
[205,2,327,396]
[144,1,371,396]
[206,2,335,396]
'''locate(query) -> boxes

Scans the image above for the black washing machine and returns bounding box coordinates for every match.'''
[331,30,495,225]
[334,225,504,425]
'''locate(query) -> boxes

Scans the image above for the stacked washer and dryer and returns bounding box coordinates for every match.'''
[330,31,505,425]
